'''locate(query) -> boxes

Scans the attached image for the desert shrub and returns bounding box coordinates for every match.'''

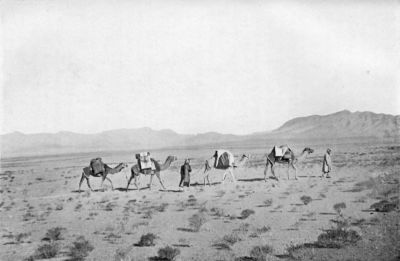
[131,222,149,230]
[213,242,232,250]
[157,246,180,261]
[15,232,30,243]
[250,244,274,260]
[143,210,153,219]
[188,212,207,232]
[23,211,35,221]
[43,227,65,241]
[249,232,259,238]
[210,207,225,217]
[240,209,255,219]
[33,243,59,259]
[234,223,250,233]
[104,202,115,211]
[222,233,242,245]
[263,199,273,207]
[256,226,271,234]
[67,236,94,260]
[300,196,312,205]
[370,200,398,212]
[155,203,169,212]
[75,203,83,211]
[286,243,306,259]
[333,202,346,215]
[114,246,132,261]
[316,228,361,248]
[136,233,157,246]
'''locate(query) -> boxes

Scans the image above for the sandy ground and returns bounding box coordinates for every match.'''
[0,143,399,261]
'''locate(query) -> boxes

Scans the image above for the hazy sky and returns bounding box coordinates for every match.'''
[1,0,399,135]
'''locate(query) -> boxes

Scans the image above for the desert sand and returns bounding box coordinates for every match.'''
[0,142,399,260]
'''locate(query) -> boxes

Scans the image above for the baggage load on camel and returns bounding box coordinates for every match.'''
[90,158,105,175]
[273,145,291,159]
[214,150,234,169]
[135,152,154,170]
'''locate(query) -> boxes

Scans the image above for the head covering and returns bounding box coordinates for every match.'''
[327,148,331,153]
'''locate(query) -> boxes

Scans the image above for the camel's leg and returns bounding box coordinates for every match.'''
[287,162,290,180]
[148,175,154,189]
[126,175,133,192]
[100,176,106,191]
[86,177,94,191]
[106,177,114,190]
[155,172,166,190]
[229,167,236,183]
[203,172,208,186]
[207,175,211,186]
[271,164,278,181]
[221,170,227,184]
[78,173,85,192]
[292,163,298,180]
[135,175,141,191]
[264,162,269,182]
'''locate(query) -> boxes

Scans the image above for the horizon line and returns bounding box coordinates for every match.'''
[1,109,398,136]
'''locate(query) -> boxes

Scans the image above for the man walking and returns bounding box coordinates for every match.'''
[179,159,192,188]
[322,148,332,178]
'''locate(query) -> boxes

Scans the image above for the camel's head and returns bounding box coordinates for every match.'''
[168,156,178,162]
[119,163,128,169]
[304,148,314,154]
[241,154,249,160]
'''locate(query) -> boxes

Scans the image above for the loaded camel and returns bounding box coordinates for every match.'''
[203,150,249,186]
[264,145,314,181]
[78,163,128,192]
[126,155,177,191]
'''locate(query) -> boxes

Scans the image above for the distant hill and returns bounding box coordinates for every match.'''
[270,110,399,139]
[1,110,398,157]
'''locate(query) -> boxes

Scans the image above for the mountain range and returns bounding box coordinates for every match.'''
[1,110,399,157]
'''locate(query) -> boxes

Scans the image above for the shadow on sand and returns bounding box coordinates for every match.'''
[238,177,265,182]
[71,188,108,193]
[189,181,221,187]
[114,187,150,192]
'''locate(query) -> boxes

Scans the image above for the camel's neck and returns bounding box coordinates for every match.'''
[160,157,173,171]
[107,163,125,174]
[236,157,248,167]
[297,151,308,161]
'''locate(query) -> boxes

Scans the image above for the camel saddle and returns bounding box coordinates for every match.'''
[214,150,234,169]
[273,145,292,159]
[90,158,105,175]
[135,152,155,171]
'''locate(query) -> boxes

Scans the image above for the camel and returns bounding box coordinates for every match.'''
[264,146,314,181]
[126,155,177,191]
[203,150,249,186]
[78,162,128,192]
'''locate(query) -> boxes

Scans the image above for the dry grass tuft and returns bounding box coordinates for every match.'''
[333,202,346,215]
[222,233,242,245]
[136,233,157,247]
[31,242,59,259]
[315,227,361,248]
[249,244,274,260]
[114,246,133,261]
[42,227,65,241]
[156,246,180,261]
[188,212,207,232]
[300,196,312,205]
[240,209,255,219]
[67,236,94,261]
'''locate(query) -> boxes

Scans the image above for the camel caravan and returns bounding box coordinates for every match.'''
[78,145,314,192]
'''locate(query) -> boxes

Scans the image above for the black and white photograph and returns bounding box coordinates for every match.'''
[1,0,399,260]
